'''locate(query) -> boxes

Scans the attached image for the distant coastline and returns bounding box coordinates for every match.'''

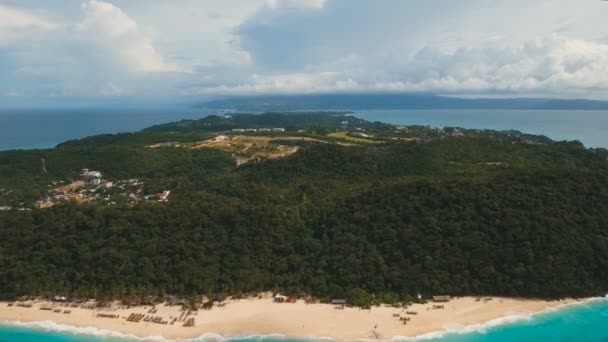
[199,94,608,111]
[2,109,608,151]
[0,295,587,341]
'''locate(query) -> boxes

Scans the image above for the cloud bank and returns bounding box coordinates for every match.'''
[2,0,608,105]
[78,0,178,73]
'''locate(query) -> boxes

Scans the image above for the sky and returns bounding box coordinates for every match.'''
[1,0,608,106]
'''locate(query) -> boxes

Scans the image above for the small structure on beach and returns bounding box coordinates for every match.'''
[53,296,67,302]
[432,295,452,302]
[167,295,180,306]
[274,294,287,303]
[331,299,347,305]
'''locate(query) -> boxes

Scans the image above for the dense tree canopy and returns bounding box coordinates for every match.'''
[1,113,607,303]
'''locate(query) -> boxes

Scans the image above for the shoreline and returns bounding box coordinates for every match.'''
[0,296,596,341]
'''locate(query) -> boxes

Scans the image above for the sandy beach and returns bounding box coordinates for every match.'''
[0,295,582,341]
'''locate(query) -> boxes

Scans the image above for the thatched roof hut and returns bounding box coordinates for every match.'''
[432,295,452,302]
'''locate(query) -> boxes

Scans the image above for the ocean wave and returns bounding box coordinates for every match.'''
[384,297,607,342]
[381,313,534,342]
[1,320,167,341]
[0,320,332,342]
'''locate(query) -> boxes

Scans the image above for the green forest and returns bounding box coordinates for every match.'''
[1,113,608,304]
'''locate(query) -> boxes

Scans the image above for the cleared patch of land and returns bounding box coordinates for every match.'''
[193,135,305,166]
[479,162,509,166]
[327,131,380,144]
[53,181,86,193]
[145,132,383,166]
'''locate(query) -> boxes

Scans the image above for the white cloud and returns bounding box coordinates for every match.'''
[204,71,358,94]
[265,0,326,10]
[386,35,608,94]
[78,0,179,73]
[0,4,56,30]
[5,90,24,97]
[197,35,608,96]
[0,4,58,45]
[100,82,125,96]
[4,0,608,103]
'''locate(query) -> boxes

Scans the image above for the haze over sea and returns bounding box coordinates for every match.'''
[0,298,607,342]
[1,108,608,151]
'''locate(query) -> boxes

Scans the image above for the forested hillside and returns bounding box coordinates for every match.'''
[1,113,607,303]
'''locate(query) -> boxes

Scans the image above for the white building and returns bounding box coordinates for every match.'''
[82,169,102,180]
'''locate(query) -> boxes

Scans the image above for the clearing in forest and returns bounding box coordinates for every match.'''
[53,180,86,193]
[193,135,305,166]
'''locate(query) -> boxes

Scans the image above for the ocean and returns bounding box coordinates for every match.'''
[0,298,607,341]
[1,108,608,151]
[0,107,217,151]
[353,109,608,149]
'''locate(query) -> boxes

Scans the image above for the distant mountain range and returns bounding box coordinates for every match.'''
[200,93,608,111]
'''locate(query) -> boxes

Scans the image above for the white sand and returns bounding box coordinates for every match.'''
[0,295,582,341]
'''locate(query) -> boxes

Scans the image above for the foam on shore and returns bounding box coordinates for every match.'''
[387,296,607,342]
[1,320,316,342]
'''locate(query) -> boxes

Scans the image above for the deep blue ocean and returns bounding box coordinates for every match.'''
[354,109,608,149]
[0,298,607,341]
[1,108,608,150]
[0,107,217,151]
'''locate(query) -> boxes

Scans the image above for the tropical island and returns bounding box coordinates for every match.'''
[0,112,607,339]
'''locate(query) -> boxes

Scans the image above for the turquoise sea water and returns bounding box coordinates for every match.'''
[1,109,608,150]
[1,298,606,342]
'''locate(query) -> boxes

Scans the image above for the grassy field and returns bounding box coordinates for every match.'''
[327,132,380,144]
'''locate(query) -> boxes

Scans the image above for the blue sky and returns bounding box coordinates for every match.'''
[2,0,608,106]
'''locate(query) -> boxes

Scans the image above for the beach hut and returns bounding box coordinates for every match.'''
[331,299,347,305]
[274,294,287,303]
[167,295,179,305]
[432,295,452,302]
